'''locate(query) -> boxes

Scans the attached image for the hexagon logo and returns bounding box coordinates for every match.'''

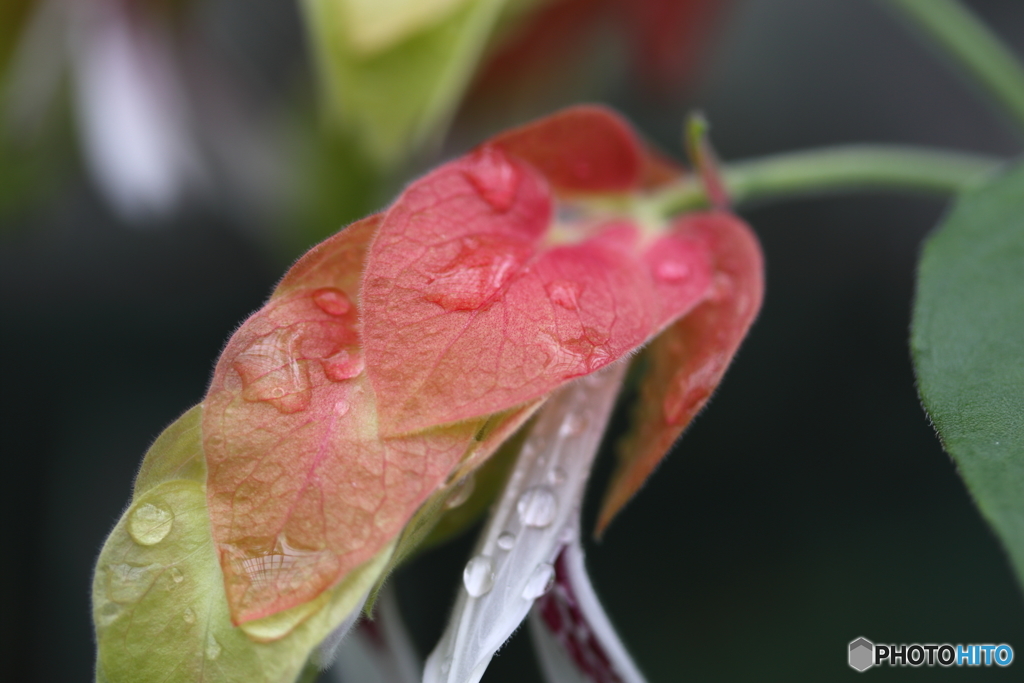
[849,637,874,672]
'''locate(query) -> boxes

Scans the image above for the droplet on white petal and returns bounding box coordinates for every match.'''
[423,364,628,683]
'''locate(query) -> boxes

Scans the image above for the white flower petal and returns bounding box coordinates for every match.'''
[529,540,648,683]
[423,363,628,683]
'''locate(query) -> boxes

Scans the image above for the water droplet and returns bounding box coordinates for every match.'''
[445,474,476,509]
[517,487,557,528]
[205,636,222,660]
[463,555,495,597]
[663,390,690,425]
[463,145,521,212]
[96,600,121,626]
[334,399,351,417]
[559,413,587,437]
[128,503,173,545]
[234,329,312,414]
[521,563,555,600]
[547,280,581,310]
[655,260,691,283]
[169,567,184,584]
[422,234,530,311]
[183,607,196,624]
[106,563,160,603]
[547,467,568,486]
[231,537,327,592]
[312,287,351,316]
[322,349,364,381]
[497,532,516,550]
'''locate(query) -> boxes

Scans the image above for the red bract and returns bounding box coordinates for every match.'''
[597,210,764,533]
[363,107,714,436]
[204,217,532,624]
[202,105,763,626]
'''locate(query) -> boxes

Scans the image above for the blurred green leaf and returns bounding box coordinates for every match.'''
[912,159,1024,590]
[93,406,394,683]
[301,0,506,167]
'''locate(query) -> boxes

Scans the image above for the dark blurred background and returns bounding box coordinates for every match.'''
[3,0,1024,681]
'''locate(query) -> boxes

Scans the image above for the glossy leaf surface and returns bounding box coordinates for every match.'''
[597,211,764,534]
[912,161,1024,587]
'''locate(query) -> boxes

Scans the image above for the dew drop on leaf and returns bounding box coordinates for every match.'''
[463,555,495,597]
[322,349,365,381]
[422,234,529,311]
[183,607,196,624]
[106,563,160,603]
[312,287,352,316]
[547,280,581,310]
[517,487,558,528]
[497,532,516,550]
[462,145,521,212]
[521,563,555,600]
[445,474,476,509]
[654,259,691,283]
[168,566,184,585]
[205,636,222,660]
[127,502,173,546]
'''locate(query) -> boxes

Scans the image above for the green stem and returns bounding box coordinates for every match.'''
[879,0,1024,136]
[646,145,1003,218]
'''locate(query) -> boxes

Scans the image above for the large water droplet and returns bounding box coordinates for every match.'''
[422,234,530,311]
[521,563,555,600]
[497,532,516,551]
[547,280,581,310]
[232,537,326,592]
[463,145,521,212]
[312,287,351,316]
[128,503,173,546]
[234,329,312,414]
[322,349,364,381]
[517,487,558,528]
[183,607,196,624]
[205,636,222,660]
[445,474,476,509]
[463,555,495,597]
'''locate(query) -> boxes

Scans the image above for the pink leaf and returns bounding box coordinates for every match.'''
[203,217,513,624]
[596,210,764,534]
[362,140,715,436]
[490,105,646,194]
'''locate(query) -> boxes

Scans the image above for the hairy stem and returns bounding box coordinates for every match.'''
[646,145,1003,218]
[879,0,1024,137]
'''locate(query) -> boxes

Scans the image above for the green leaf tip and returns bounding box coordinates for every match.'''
[93,407,394,683]
[912,159,1024,592]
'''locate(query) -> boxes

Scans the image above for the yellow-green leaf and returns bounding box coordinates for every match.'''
[301,0,506,167]
[93,407,393,683]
